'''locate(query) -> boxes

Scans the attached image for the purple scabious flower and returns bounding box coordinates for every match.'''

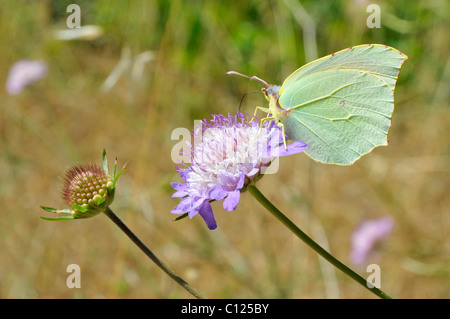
[6,60,47,95]
[350,216,394,267]
[171,111,308,230]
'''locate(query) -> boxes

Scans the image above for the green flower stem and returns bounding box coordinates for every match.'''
[247,185,391,299]
[103,207,206,299]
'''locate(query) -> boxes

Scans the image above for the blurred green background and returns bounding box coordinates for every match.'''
[0,0,448,298]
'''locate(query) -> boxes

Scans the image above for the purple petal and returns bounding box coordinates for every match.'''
[236,171,245,189]
[223,190,240,211]
[172,190,186,198]
[208,185,228,201]
[170,182,189,197]
[190,196,207,212]
[198,200,217,230]
[6,60,47,95]
[172,190,188,198]
[217,170,240,191]
[171,182,187,191]
[246,167,260,177]
[171,197,193,215]
[350,217,394,266]
[277,141,308,157]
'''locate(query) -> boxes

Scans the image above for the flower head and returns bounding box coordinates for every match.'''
[60,164,113,218]
[171,111,307,230]
[350,216,394,267]
[6,60,47,95]
[41,150,126,220]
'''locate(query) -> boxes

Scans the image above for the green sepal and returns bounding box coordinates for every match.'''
[112,160,127,188]
[72,204,88,213]
[93,195,106,206]
[102,148,109,175]
[173,213,189,221]
[40,206,72,215]
[103,149,127,188]
[40,216,76,221]
[40,206,74,221]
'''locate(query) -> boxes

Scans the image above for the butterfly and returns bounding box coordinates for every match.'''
[227,44,407,165]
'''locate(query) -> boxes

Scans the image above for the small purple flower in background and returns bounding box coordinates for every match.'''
[6,60,47,95]
[171,111,307,230]
[350,216,394,267]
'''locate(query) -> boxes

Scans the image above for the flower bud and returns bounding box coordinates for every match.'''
[61,164,114,218]
[40,150,126,221]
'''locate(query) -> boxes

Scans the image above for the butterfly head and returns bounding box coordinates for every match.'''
[226,71,280,101]
[262,84,281,103]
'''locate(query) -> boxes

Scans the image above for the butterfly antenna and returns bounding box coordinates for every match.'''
[238,91,263,110]
[226,71,269,88]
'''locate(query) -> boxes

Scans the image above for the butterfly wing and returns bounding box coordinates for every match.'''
[279,44,407,165]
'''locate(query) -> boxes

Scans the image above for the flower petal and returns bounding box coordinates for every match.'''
[198,200,217,230]
[236,170,245,189]
[246,167,260,177]
[170,182,189,197]
[223,190,240,211]
[6,60,47,95]
[350,217,394,266]
[208,184,228,201]
[171,182,187,191]
[217,170,240,191]
[277,141,308,157]
[171,197,193,215]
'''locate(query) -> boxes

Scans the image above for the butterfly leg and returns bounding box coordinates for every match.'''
[251,106,271,124]
[275,122,288,150]
[250,106,287,149]
[256,115,276,141]
[250,106,272,139]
